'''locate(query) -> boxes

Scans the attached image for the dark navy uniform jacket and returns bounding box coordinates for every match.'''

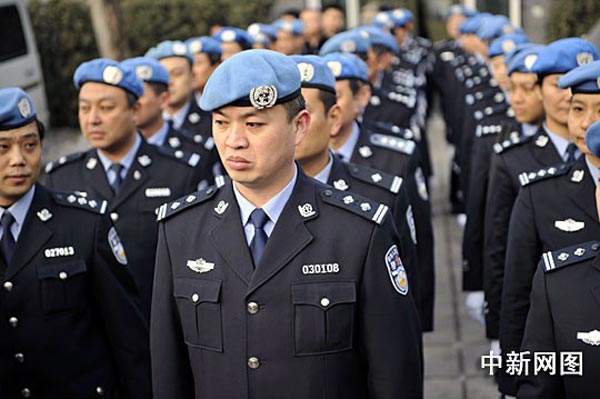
[150,171,423,399]
[45,137,203,320]
[0,184,150,399]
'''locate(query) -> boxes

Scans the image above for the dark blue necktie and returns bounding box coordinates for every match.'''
[565,143,577,163]
[1,211,16,266]
[109,163,125,193]
[249,208,269,267]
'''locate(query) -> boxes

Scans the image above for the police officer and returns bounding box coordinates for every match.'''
[501,60,600,393]
[0,88,151,398]
[150,49,423,398]
[185,36,222,105]
[212,26,254,60]
[517,120,600,398]
[45,58,203,320]
[271,19,305,55]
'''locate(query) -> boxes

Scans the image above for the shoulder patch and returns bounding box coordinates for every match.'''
[156,146,202,167]
[518,163,570,187]
[494,134,534,154]
[541,241,600,273]
[44,152,85,174]
[52,191,107,214]
[320,188,389,225]
[156,185,219,221]
[369,133,415,155]
[347,163,403,194]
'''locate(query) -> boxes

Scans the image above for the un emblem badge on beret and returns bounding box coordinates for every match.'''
[327,61,342,77]
[189,41,203,54]
[297,63,315,82]
[102,66,123,85]
[524,54,538,71]
[172,42,188,55]
[136,65,153,81]
[221,29,236,42]
[597,76,600,90]
[393,9,405,19]
[502,40,515,54]
[250,85,278,109]
[577,52,594,66]
[340,40,356,53]
[17,97,32,118]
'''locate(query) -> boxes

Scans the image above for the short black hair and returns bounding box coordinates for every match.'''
[280,8,301,19]
[207,52,221,65]
[147,82,168,96]
[126,92,138,108]
[323,4,344,13]
[317,89,337,114]
[282,94,306,122]
[36,119,45,140]
[372,44,391,57]
[348,78,366,96]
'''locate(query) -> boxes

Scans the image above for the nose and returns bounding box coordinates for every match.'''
[225,122,248,149]
[7,145,26,166]
[88,106,101,125]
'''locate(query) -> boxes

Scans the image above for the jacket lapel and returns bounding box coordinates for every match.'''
[566,157,598,222]
[529,129,564,166]
[111,141,152,209]
[327,155,353,189]
[83,150,114,201]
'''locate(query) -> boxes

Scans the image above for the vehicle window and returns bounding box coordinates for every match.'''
[0,5,27,62]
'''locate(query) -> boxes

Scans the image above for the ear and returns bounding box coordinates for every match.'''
[328,104,343,138]
[131,100,142,124]
[534,83,543,101]
[293,109,311,146]
[159,91,170,111]
[356,84,372,109]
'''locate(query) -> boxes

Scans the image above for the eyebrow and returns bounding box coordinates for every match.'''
[0,132,39,142]
[78,96,118,103]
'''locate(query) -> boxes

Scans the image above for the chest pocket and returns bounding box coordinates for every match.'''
[37,259,87,315]
[292,281,356,356]
[174,278,223,352]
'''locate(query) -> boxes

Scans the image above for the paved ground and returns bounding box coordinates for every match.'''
[44,114,500,398]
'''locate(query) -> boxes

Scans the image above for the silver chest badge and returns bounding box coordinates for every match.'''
[187,258,215,273]
[554,218,585,232]
[298,203,316,218]
[37,209,52,222]
[577,330,600,346]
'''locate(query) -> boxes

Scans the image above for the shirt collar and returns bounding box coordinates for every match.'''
[233,165,298,228]
[1,185,35,240]
[146,121,170,146]
[163,100,191,130]
[543,123,571,159]
[97,133,142,174]
[585,156,599,187]
[194,92,202,107]
[313,152,334,184]
[521,122,538,137]
[335,121,360,162]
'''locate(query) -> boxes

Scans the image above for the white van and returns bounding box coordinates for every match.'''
[0,0,48,126]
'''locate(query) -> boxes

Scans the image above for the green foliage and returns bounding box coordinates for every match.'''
[547,0,600,42]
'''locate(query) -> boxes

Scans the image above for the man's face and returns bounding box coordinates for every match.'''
[537,74,572,127]
[508,72,544,124]
[321,8,344,37]
[295,88,335,163]
[159,57,193,109]
[568,93,600,156]
[136,83,167,129]
[220,42,243,60]
[273,31,297,55]
[192,53,219,92]
[78,82,137,153]
[490,56,509,91]
[335,80,364,129]
[0,122,41,207]
[212,103,308,191]
[366,49,392,82]
[446,15,466,38]
[300,9,321,37]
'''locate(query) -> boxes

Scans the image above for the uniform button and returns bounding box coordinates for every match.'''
[247,302,259,315]
[96,386,104,396]
[191,293,199,303]
[15,353,24,363]
[9,317,18,327]
[323,189,333,197]
[320,297,330,307]
[22,388,31,397]
[247,356,260,369]
[3,281,13,292]
[110,212,119,222]
[59,271,68,280]
[592,243,600,251]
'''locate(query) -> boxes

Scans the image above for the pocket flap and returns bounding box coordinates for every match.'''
[37,260,87,280]
[292,281,356,309]
[174,278,221,304]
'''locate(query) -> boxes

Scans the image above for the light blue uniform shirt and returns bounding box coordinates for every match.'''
[163,100,191,130]
[0,185,34,241]
[585,156,599,187]
[146,121,169,147]
[335,121,360,162]
[97,134,142,186]
[313,152,334,184]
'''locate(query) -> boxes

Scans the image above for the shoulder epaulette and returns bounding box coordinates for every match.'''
[518,163,570,187]
[476,124,502,137]
[320,188,389,225]
[493,134,534,154]
[179,129,215,151]
[52,191,107,214]
[44,152,85,174]
[156,146,202,167]
[369,133,415,155]
[347,163,403,194]
[156,185,219,221]
[541,241,600,273]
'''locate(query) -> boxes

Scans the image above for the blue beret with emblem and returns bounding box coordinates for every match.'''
[371,11,394,31]
[74,58,144,98]
[290,55,336,93]
[530,38,600,76]
[272,19,305,36]
[355,26,399,53]
[200,49,301,112]
[121,57,169,85]
[247,23,277,46]
[459,13,492,34]
[185,36,222,56]
[144,40,193,63]
[476,15,523,41]
[319,30,370,56]
[389,8,413,27]
[212,27,254,47]
[558,60,600,94]
[0,87,36,130]
[322,52,369,82]
[488,33,529,58]
[507,45,546,75]
[444,5,478,20]
[585,119,600,159]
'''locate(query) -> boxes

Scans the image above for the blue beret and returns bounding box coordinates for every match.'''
[290,55,336,93]
[372,11,394,31]
[0,88,36,130]
[185,36,222,56]
[121,57,169,85]
[200,49,301,111]
[212,27,254,47]
[444,5,478,20]
[585,119,600,159]
[459,13,492,34]
[507,45,546,75]
[272,19,305,36]
[558,60,600,94]
[355,26,399,53]
[531,38,600,75]
[74,58,144,98]
[319,31,370,56]
[389,8,414,27]
[144,40,193,63]
[504,42,539,67]
[247,23,277,46]
[476,15,522,41]
[488,33,529,58]
[322,52,369,82]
